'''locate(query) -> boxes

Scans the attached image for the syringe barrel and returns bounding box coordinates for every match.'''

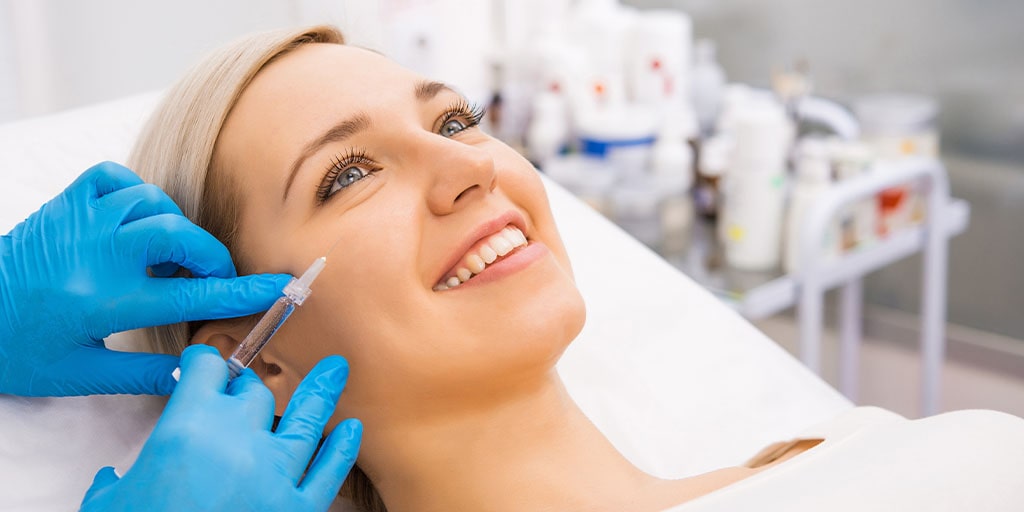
[226,296,297,378]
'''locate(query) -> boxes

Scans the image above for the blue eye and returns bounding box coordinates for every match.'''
[437,99,485,138]
[316,150,378,204]
[331,166,370,192]
[440,118,468,137]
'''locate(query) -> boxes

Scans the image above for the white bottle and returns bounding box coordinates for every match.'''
[651,105,697,190]
[651,105,698,259]
[526,91,570,165]
[784,139,834,274]
[568,0,633,111]
[627,10,693,108]
[720,100,794,270]
[690,39,726,136]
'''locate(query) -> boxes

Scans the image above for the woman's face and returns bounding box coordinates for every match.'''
[207,43,585,425]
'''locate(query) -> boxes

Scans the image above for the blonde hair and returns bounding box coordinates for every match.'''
[128,25,385,512]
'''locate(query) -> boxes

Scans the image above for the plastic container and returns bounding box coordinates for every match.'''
[854,94,939,159]
[526,91,570,164]
[652,106,698,258]
[714,83,755,137]
[567,0,634,111]
[651,105,697,190]
[626,10,693,107]
[784,138,836,274]
[576,104,658,179]
[719,99,794,270]
[855,94,939,236]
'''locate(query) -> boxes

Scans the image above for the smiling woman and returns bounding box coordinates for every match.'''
[126,24,1024,512]
[130,25,599,511]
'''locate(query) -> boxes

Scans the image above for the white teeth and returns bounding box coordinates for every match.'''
[467,254,486,274]
[505,227,527,246]
[490,234,514,257]
[435,225,531,291]
[479,245,498,264]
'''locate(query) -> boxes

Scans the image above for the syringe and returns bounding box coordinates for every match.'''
[226,256,327,378]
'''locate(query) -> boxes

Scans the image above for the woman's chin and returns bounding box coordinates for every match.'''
[428,270,585,379]
[491,276,586,363]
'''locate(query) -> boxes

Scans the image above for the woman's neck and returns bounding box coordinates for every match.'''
[361,370,665,512]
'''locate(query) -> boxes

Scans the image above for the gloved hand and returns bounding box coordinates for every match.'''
[81,345,362,512]
[0,161,292,396]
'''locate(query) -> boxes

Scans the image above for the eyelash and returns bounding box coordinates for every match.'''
[314,100,486,205]
[316,149,379,205]
[438,98,486,134]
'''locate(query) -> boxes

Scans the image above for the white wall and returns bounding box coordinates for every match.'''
[0,0,496,124]
[0,4,18,121]
[0,0,314,121]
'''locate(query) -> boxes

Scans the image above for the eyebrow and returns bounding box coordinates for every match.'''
[282,79,456,202]
[415,80,450,102]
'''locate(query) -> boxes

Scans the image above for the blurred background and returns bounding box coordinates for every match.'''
[1,0,1021,416]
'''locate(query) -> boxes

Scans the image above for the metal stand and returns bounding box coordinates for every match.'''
[797,157,951,416]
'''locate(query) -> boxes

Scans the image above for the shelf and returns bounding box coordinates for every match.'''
[673,198,970,320]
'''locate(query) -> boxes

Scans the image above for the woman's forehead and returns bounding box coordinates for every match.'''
[257,43,417,98]
[218,43,423,161]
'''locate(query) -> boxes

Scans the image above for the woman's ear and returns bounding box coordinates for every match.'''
[190,319,250,360]
[189,319,304,417]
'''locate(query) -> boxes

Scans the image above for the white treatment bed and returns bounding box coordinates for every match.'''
[0,94,852,510]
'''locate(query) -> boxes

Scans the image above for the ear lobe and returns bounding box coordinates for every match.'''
[251,350,304,417]
[189,320,303,416]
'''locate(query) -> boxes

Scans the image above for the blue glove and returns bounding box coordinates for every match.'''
[81,345,362,512]
[0,161,292,396]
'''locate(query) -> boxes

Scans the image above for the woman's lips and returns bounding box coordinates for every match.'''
[436,240,549,291]
[434,225,529,290]
[432,210,527,289]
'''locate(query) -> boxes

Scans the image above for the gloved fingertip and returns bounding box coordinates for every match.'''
[313,355,349,377]
[81,465,121,508]
[327,359,350,388]
[177,345,221,373]
[303,357,349,401]
[340,418,363,442]
[266,272,294,288]
[264,273,295,293]
[234,273,294,310]
[89,466,121,488]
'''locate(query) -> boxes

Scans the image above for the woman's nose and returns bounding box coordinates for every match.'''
[421,137,497,215]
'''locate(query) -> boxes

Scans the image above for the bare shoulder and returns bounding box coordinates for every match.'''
[642,438,825,509]
[644,446,827,512]
[639,467,761,510]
